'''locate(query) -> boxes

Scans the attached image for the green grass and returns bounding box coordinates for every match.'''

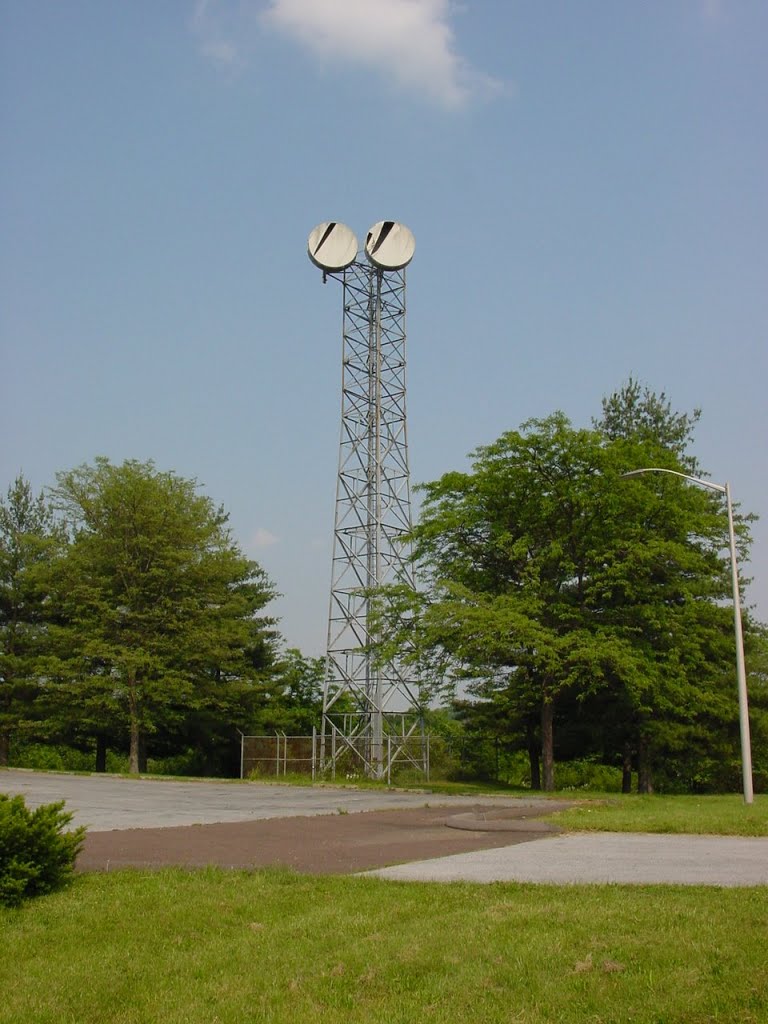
[320,776,527,796]
[243,770,531,796]
[553,793,768,836]
[1,869,765,1024]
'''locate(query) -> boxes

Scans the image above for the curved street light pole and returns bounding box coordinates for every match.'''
[622,468,754,804]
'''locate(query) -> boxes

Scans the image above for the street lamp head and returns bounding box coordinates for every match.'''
[620,467,726,494]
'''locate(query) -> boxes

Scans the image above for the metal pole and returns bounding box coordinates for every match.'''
[622,468,754,804]
[371,269,384,777]
[725,483,754,804]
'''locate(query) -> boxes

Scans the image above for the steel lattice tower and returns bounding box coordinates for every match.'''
[307,221,426,780]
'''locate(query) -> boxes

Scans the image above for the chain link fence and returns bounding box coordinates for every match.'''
[240,730,317,779]
[239,728,430,782]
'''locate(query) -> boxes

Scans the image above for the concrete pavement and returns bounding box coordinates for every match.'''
[0,768,526,831]
[367,831,768,887]
[4,770,766,886]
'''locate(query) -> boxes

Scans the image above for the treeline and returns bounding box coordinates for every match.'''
[0,457,326,776]
[2,381,767,791]
[374,381,767,793]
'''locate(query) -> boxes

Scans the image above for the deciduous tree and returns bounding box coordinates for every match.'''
[47,458,277,773]
[376,396,751,792]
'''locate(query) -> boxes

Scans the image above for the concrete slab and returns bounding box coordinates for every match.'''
[0,769,533,832]
[7,771,764,887]
[368,831,768,887]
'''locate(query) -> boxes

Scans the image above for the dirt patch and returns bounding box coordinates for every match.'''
[78,803,568,875]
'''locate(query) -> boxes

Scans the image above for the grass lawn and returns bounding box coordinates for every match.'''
[1,869,766,1024]
[552,793,768,836]
[293,780,768,837]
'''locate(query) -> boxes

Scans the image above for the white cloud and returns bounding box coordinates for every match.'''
[249,527,280,549]
[190,0,243,68]
[192,0,503,109]
[263,0,502,109]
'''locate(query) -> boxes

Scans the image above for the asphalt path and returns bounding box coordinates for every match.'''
[4,770,766,886]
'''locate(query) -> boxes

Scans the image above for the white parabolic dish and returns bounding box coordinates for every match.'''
[365,221,416,270]
[307,222,359,272]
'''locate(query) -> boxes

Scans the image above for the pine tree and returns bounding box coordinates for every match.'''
[0,476,64,764]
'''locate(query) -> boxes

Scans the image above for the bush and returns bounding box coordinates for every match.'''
[9,740,98,773]
[552,759,624,793]
[0,795,86,907]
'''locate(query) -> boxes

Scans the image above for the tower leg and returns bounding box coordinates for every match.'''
[321,260,425,780]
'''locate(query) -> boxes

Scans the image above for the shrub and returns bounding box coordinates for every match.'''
[9,741,98,773]
[0,795,86,908]
[552,759,624,793]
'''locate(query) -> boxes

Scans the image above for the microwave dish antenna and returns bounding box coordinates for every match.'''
[365,220,415,270]
[308,221,359,272]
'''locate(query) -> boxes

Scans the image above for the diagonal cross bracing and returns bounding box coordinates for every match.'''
[321,259,425,779]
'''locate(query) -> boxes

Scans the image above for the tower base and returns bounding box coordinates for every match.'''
[320,712,429,783]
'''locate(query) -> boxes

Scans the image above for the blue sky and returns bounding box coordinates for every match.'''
[2,1,766,656]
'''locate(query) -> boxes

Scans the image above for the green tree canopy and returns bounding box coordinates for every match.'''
[594,375,701,471]
[45,458,278,773]
[0,476,64,765]
[376,389,751,792]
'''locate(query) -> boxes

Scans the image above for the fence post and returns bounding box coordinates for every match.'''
[238,730,245,780]
[312,726,317,781]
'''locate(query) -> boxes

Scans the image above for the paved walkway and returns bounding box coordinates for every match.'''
[0,769,533,831]
[4,770,766,886]
[368,831,768,887]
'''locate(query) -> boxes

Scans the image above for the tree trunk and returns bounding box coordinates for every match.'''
[95,735,107,773]
[0,730,9,766]
[637,735,654,794]
[622,742,633,794]
[128,678,140,774]
[527,724,541,790]
[541,700,555,792]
